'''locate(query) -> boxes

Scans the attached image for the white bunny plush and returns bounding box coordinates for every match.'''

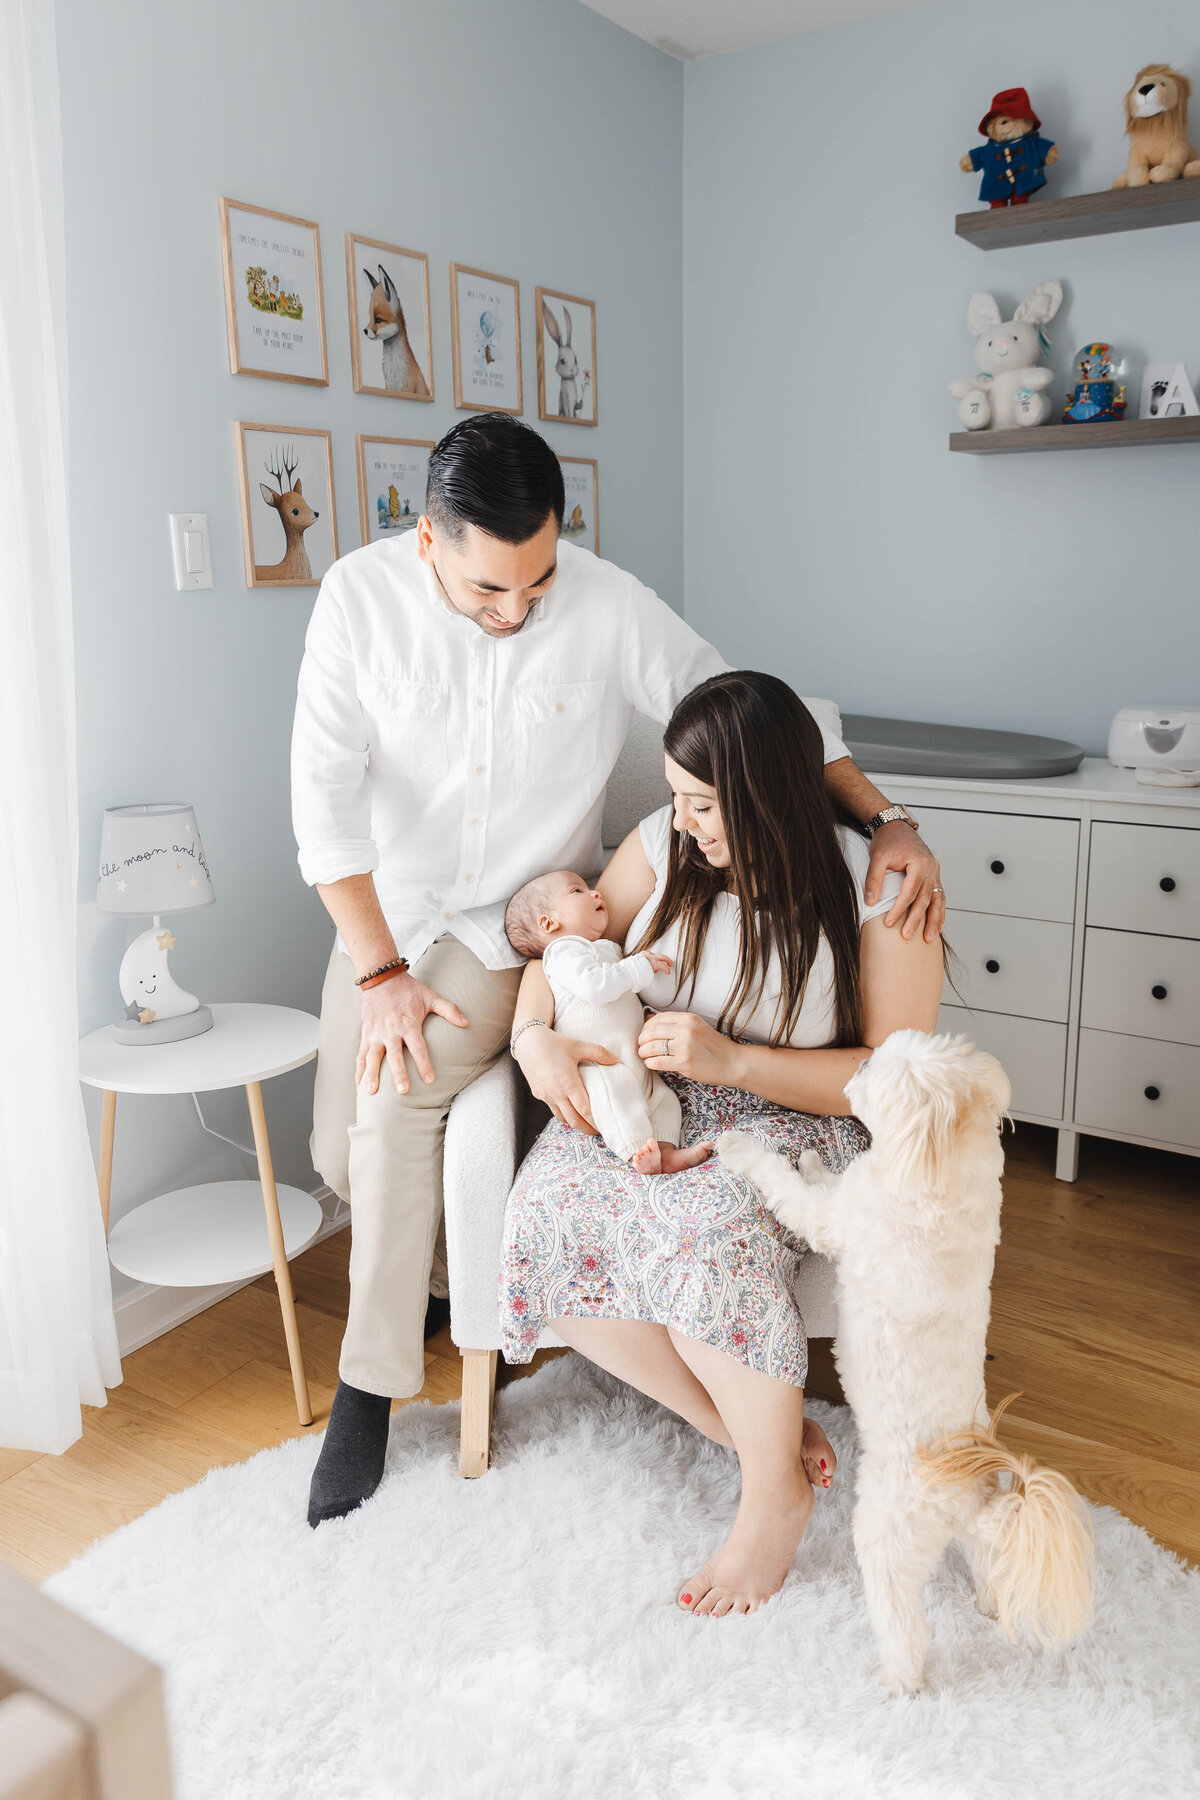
[949,280,1063,430]
[542,300,581,417]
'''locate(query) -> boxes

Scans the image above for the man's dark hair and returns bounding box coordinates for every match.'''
[425,415,564,545]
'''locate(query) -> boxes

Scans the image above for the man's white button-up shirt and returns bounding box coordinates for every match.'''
[291,533,848,972]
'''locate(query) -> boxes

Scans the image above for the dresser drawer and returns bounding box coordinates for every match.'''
[938,1004,1066,1119]
[919,808,1078,922]
[1081,929,1200,1047]
[1074,1029,1200,1150]
[943,910,1073,1022]
[1086,823,1200,939]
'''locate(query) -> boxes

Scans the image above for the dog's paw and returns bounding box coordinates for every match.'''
[715,1130,758,1173]
[880,1664,926,1699]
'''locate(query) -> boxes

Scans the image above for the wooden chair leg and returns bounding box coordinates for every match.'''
[459,1349,497,1478]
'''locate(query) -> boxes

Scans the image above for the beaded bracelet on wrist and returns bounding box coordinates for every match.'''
[509,1017,550,1055]
[355,957,409,990]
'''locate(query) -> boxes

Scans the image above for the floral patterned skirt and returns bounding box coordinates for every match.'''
[498,1073,870,1388]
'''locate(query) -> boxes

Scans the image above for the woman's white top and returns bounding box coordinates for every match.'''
[625,806,903,1049]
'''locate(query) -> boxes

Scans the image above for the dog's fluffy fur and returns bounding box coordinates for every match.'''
[717,1029,1094,1695]
[1113,64,1200,187]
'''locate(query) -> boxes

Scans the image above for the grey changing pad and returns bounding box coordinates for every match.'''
[842,714,1084,780]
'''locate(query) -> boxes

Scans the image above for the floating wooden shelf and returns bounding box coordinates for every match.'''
[950,415,1200,454]
[955,179,1200,250]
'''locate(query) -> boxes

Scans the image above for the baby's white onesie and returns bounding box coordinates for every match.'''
[542,935,681,1162]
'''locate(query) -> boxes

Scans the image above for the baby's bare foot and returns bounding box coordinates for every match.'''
[677,1477,815,1617]
[630,1138,662,1175]
[802,1416,835,1491]
[659,1140,713,1174]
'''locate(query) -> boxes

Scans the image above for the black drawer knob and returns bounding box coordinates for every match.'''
[1159,876,1176,893]
[989,859,1005,874]
[1151,984,1168,1000]
[1144,1085,1160,1101]
[984,958,1000,974]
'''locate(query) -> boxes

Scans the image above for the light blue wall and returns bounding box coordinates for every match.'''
[682,0,1200,752]
[59,0,682,1297]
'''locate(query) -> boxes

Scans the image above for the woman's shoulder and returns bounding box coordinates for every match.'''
[637,803,673,881]
[836,824,903,925]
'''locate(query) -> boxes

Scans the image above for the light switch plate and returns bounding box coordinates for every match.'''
[168,513,213,590]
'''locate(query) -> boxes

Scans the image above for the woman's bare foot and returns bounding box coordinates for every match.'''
[659,1140,713,1174]
[630,1138,662,1175]
[802,1415,835,1492]
[677,1474,815,1617]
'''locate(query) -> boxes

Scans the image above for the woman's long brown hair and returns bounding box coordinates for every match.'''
[632,671,865,1049]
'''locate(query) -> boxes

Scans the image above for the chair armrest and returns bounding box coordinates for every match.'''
[443,1053,524,1351]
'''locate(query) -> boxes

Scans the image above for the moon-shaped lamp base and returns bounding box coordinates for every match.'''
[112,1003,214,1047]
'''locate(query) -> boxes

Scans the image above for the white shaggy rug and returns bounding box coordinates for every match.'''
[47,1357,1199,1800]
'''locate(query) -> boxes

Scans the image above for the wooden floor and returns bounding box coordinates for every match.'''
[1,1122,1197,1583]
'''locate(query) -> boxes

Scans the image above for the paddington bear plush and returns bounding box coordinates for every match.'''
[961,87,1058,208]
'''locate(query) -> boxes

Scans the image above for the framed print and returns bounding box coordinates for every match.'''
[536,288,597,425]
[219,199,328,385]
[235,423,338,588]
[558,456,598,555]
[449,263,522,414]
[356,434,434,545]
[346,235,433,402]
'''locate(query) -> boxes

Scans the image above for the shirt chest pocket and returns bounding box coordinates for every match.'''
[358,672,449,782]
[511,679,606,787]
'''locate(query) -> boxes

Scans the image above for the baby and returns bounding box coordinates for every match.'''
[505,871,712,1176]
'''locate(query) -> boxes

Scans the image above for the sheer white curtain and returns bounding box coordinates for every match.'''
[0,0,121,1452]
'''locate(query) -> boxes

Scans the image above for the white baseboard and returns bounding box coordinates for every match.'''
[113,1186,348,1357]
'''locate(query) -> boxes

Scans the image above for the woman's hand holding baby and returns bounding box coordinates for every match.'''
[638,1010,736,1085]
[356,972,469,1095]
[513,1025,619,1135]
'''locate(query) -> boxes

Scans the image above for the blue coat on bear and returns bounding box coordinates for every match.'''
[969,132,1055,202]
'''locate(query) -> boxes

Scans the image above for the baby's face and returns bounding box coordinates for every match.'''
[542,872,608,943]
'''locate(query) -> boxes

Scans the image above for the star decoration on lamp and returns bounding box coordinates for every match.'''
[97,801,216,1045]
[156,931,177,951]
[138,1007,157,1024]
[116,879,127,892]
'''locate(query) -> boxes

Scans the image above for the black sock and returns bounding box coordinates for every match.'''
[307,1379,392,1528]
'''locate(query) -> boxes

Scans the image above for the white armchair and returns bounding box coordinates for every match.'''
[442,707,842,1476]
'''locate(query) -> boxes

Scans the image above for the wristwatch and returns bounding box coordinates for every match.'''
[866,804,920,836]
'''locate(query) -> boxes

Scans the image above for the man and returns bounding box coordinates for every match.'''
[291,415,943,1526]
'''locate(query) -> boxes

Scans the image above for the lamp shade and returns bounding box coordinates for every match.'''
[97,803,215,916]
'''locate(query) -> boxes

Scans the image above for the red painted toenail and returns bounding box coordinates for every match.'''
[681,1593,693,1604]
[820,1459,827,1469]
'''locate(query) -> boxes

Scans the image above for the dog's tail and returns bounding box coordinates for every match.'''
[919,1393,1094,1647]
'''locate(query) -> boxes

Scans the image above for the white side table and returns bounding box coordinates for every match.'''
[79,1003,322,1425]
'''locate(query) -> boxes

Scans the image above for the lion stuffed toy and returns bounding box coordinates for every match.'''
[1113,64,1200,187]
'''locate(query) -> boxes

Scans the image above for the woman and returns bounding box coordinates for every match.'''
[502,672,943,1617]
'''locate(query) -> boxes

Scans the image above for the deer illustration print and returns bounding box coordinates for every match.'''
[256,446,318,583]
[363,264,431,398]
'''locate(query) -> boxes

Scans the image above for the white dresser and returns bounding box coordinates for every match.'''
[874,760,1200,1181]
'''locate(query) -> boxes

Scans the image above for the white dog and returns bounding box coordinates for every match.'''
[717,1029,1094,1696]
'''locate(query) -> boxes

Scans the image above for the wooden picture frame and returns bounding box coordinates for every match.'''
[235,422,338,588]
[449,263,522,414]
[346,234,434,402]
[356,434,435,546]
[218,198,328,386]
[536,287,597,426]
[558,456,598,555]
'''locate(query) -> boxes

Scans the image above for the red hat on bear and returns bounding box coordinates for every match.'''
[978,87,1040,134]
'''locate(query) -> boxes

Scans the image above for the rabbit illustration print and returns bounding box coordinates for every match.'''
[537,287,597,425]
[949,280,1063,431]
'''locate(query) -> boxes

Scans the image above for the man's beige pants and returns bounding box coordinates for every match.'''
[310,935,523,1398]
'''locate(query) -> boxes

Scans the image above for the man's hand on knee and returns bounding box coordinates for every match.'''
[356,973,470,1095]
[512,1025,617,1135]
